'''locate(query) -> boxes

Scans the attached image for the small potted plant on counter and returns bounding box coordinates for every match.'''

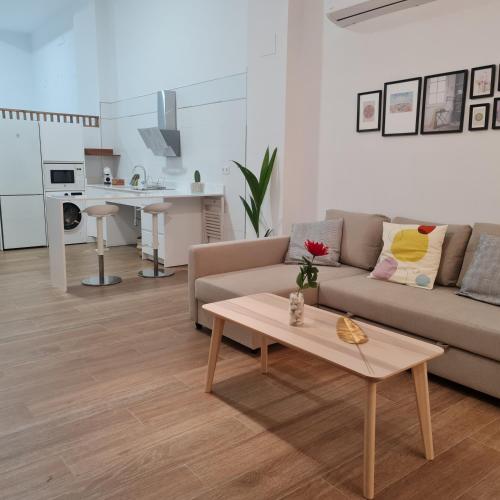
[191,170,204,193]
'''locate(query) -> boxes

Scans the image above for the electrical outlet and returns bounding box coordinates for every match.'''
[221,166,230,175]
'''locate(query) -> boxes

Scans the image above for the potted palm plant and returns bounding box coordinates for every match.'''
[234,147,277,238]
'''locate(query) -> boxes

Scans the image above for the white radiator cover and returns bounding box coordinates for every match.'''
[326,0,437,27]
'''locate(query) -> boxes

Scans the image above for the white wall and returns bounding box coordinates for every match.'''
[73,0,100,116]
[0,0,100,116]
[317,0,500,225]
[98,75,247,240]
[31,0,100,116]
[246,0,289,236]
[97,0,248,100]
[281,0,323,233]
[96,0,249,240]
[245,0,324,237]
[0,31,34,109]
[32,29,79,114]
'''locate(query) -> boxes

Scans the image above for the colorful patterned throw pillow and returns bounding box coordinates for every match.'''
[369,222,448,289]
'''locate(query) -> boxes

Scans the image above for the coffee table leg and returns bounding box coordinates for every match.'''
[364,381,377,499]
[260,335,268,374]
[205,316,225,393]
[412,362,434,460]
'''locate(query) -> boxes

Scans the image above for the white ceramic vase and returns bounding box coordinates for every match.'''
[289,291,304,326]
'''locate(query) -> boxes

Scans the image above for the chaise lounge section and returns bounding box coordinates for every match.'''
[188,209,500,399]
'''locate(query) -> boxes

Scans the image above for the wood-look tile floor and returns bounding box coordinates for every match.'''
[0,244,499,500]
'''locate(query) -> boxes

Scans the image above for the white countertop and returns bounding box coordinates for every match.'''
[47,183,224,201]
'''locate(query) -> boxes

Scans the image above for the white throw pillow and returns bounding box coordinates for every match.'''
[369,222,448,289]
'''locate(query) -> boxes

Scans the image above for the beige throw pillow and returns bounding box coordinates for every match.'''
[369,223,448,290]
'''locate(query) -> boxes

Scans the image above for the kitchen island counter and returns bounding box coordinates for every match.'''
[46,184,224,291]
[85,183,224,199]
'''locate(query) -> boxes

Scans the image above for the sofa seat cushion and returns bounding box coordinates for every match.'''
[196,264,366,306]
[319,275,500,362]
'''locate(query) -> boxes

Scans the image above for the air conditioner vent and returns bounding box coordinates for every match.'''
[326,0,436,27]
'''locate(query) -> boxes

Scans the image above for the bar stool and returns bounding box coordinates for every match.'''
[82,205,122,286]
[139,202,174,278]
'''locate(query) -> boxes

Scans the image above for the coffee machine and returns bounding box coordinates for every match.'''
[103,167,113,185]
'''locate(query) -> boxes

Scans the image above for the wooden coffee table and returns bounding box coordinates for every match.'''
[203,293,444,499]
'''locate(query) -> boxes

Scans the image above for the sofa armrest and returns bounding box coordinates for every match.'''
[188,236,290,321]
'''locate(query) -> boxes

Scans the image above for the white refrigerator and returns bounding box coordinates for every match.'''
[0,120,47,249]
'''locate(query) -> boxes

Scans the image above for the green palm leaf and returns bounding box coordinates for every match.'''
[233,162,260,202]
[239,195,259,237]
[258,147,277,206]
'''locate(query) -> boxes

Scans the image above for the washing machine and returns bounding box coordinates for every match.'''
[49,191,87,244]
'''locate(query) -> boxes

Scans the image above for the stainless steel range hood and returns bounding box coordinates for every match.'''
[138,90,181,157]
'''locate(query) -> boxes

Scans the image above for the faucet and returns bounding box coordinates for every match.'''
[131,165,148,189]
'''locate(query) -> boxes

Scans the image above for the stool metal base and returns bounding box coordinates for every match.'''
[139,248,174,279]
[82,275,122,286]
[138,269,175,278]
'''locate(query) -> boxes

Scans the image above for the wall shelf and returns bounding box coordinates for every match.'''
[84,148,120,158]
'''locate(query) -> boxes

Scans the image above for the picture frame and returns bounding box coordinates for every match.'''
[492,98,500,129]
[470,65,496,99]
[382,77,422,136]
[421,69,468,135]
[357,90,382,132]
[468,103,490,131]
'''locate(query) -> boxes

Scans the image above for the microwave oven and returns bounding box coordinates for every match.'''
[43,163,86,191]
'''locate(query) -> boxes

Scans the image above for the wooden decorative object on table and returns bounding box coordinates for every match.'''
[111,178,125,186]
[337,315,368,344]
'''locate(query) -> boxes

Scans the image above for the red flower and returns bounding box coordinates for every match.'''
[304,240,329,257]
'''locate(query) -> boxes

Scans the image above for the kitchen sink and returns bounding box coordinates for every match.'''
[133,186,176,191]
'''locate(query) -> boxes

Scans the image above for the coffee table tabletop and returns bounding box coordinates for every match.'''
[202,292,445,499]
[202,293,443,381]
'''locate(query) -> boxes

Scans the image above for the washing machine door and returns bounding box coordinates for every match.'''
[63,202,82,231]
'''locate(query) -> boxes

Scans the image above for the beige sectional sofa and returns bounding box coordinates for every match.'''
[188,209,500,399]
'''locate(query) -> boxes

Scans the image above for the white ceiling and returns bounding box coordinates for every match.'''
[0,0,81,33]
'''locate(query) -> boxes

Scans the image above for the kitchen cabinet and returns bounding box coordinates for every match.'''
[0,195,47,249]
[39,122,84,163]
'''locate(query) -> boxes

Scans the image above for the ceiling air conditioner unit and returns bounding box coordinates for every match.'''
[326,0,437,27]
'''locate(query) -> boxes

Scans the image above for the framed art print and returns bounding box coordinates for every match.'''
[468,103,490,131]
[470,65,495,99]
[382,78,422,136]
[357,90,382,132]
[421,70,468,134]
[492,98,500,129]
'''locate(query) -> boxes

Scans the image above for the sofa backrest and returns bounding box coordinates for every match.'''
[325,209,389,270]
[458,223,500,287]
[392,217,472,287]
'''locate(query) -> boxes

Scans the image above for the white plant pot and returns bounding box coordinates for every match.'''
[191,182,205,193]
